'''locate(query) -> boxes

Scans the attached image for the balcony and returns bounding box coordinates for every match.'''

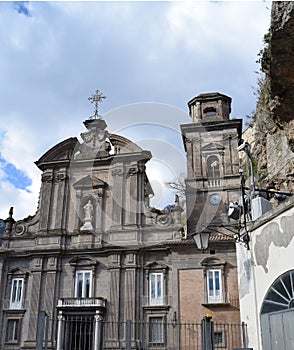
[201,292,239,308]
[207,179,221,188]
[142,295,169,309]
[57,297,106,309]
[3,299,30,310]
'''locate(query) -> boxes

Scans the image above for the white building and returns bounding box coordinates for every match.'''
[237,197,294,349]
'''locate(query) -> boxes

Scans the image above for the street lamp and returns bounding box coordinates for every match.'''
[192,231,210,252]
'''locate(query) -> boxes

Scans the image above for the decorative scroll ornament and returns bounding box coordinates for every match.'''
[55,173,69,182]
[112,168,123,177]
[14,222,26,236]
[42,174,54,183]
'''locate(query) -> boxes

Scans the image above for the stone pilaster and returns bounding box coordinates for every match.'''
[0,258,6,339]
[54,169,69,230]
[43,257,58,347]
[95,188,104,232]
[111,166,124,227]
[107,254,121,346]
[124,164,139,226]
[39,170,54,231]
[25,257,43,346]
[123,253,137,344]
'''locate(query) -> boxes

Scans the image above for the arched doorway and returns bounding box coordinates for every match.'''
[260,270,294,349]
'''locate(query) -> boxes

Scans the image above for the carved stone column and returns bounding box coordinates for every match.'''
[56,311,64,350]
[94,311,103,350]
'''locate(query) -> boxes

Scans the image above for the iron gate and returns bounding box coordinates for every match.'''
[37,313,248,350]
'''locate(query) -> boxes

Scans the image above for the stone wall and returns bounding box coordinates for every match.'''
[250,1,294,192]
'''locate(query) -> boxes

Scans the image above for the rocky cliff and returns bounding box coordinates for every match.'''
[251,1,294,192]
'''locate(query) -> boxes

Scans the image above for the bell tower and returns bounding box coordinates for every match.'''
[181,92,242,237]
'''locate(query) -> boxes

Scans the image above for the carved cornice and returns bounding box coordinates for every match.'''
[41,172,69,183]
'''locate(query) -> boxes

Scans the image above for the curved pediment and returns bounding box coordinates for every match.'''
[69,256,99,267]
[201,256,226,267]
[109,134,143,154]
[35,137,79,169]
[144,261,169,270]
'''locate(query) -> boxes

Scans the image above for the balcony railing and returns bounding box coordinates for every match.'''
[207,179,221,188]
[57,297,106,308]
[201,292,239,308]
[2,299,30,310]
[142,295,168,307]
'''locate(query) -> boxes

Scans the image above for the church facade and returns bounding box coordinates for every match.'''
[0,91,242,349]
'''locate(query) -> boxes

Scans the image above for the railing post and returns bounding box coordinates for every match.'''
[126,320,132,350]
[201,314,214,350]
[241,321,248,348]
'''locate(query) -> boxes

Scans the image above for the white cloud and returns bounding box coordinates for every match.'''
[0,1,272,219]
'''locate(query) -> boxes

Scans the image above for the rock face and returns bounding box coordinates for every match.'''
[270,2,294,149]
[252,1,294,192]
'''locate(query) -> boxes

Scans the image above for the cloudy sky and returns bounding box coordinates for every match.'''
[0,1,271,220]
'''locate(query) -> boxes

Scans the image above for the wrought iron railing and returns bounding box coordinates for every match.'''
[37,314,248,350]
[142,295,169,307]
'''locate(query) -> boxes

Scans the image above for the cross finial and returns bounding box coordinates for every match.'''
[88,89,106,119]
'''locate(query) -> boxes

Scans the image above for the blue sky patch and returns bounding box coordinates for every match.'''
[0,156,32,192]
[14,1,31,17]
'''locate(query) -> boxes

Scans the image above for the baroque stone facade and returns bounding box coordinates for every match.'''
[0,92,241,349]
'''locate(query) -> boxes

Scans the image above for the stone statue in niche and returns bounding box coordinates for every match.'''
[80,199,94,231]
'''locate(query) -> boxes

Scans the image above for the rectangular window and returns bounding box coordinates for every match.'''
[149,317,164,344]
[10,278,24,309]
[149,272,163,306]
[75,270,92,298]
[6,319,19,342]
[214,330,226,347]
[207,269,222,303]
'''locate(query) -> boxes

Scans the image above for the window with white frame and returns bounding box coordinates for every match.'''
[6,319,19,342]
[149,316,164,344]
[149,272,163,306]
[10,278,24,309]
[75,270,92,298]
[207,269,222,303]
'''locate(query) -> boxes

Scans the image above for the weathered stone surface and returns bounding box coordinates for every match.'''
[250,1,294,192]
[270,2,294,149]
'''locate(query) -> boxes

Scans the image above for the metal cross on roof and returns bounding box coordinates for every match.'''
[88,89,106,119]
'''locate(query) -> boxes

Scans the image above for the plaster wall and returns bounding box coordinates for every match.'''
[237,199,294,349]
